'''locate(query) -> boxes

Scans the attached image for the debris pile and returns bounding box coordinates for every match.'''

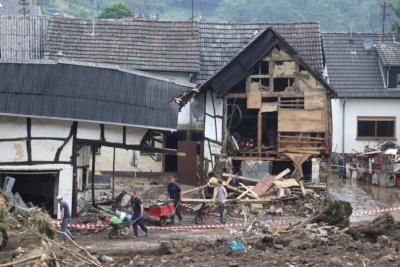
[0,191,102,266]
[344,141,400,186]
[182,168,327,222]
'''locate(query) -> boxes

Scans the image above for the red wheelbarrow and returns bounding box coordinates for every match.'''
[147,200,175,226]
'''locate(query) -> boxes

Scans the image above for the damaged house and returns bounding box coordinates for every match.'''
[0,60,190,217]
[1,15,334,189]
[178,27,335,182]
[39,17,333,184]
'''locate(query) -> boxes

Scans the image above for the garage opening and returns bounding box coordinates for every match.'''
[0,170,59,217]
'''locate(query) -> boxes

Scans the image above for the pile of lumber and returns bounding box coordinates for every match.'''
[181,168,325,205]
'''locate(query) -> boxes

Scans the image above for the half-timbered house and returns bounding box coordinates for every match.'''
[0,60,190,217]
[178,27,335,180]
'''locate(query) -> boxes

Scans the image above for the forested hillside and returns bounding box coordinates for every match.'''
[38,0,399,32]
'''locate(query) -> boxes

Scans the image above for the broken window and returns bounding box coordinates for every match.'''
[251,61,269,75]
[357,117,395,139]
[274,78,289,92]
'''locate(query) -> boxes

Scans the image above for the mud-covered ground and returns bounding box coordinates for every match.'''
[3,175,400,266]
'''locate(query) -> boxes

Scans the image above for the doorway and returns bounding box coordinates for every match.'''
[0,170,59,217]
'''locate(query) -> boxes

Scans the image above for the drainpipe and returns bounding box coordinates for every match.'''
[342,99,346,167]
[386,66,391,88]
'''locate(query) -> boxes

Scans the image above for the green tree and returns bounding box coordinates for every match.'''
[391,1,400,30]
[97,3,133,19]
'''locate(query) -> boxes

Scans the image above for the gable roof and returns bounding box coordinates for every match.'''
[197,22,324,83]
[0,0,41,15]
[0,61,192,130]
[0,16,48,60]
[46,17,200,73]
[44,17,324,80]
[199,27,332,97]
[322,32,400,98]
[376,42,400,67]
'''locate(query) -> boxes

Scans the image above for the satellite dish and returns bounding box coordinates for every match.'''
[363,38,374,50]
[191,101,204,120]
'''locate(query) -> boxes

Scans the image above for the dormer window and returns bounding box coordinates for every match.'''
[388,69,400,88]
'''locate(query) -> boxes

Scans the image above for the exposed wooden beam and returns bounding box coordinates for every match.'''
[76,139,183,156]
[26,118,32,163]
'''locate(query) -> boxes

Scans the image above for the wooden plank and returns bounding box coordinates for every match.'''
[273,168,291,180]
[257,112,262,153]
[222,173,259,183]
[278,134,325,141]
[274,178,299,188]
[251,173,274,196]
[238,183,260,199]
[182,184,209,195]
[304,89,326,110]
[247,82,262,109]
[231,156,279,161]
[226,93,247,99]
[278,109,325,132]
[299,181,306,196]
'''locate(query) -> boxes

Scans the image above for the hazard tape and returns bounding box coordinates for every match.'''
[352,206,400,216]
[148,223,244,230]
[53,222,106,229]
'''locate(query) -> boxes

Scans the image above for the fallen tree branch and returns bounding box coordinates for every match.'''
[53,229,102,266]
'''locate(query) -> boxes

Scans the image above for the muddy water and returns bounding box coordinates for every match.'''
[328,175,400,222]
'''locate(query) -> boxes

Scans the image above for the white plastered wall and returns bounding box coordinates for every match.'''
[332,98,400,154]
[203,91,224,171]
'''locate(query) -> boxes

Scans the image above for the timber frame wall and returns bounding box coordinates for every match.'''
[202,46,332,175]
[0,116,178,216]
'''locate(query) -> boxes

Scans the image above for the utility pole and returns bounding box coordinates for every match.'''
[381,1,389,42]
[19,0,30,16]
[191,0,194,22]
[91,0,97,36]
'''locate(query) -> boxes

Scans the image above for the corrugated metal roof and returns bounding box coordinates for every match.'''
[322,32,400,98]
[0,61,191,130]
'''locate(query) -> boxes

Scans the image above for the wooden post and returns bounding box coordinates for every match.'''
[91,145,96,206]
[71,136,78,217]
[257,111,262,153]
[222,97,228,154]
[112,147,116,200]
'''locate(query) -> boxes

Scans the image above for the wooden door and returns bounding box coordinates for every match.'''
[177,141,197,186]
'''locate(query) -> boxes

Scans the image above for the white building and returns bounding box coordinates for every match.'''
[323,33,400,156]
[0,60,190,217]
